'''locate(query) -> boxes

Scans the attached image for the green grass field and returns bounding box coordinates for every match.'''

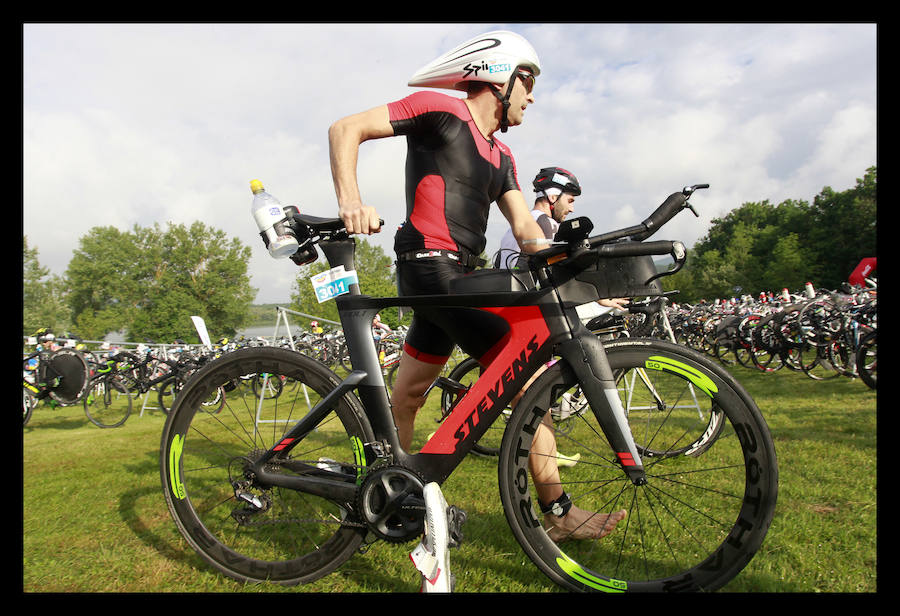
[23,363,876,593]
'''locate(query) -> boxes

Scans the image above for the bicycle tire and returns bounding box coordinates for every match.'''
[827,338,857,378]
[798,343,840,380]
[750,345,783,372]
[157,376,182,414]
[749,318,784,372]
[252,372,284,399]
[498,338,777,592]
[712,339,735,366]
[159,374,224,414]
[855,329,876,390]
[83,377,133,428]
[200,383,227,413]
[23,387,35,426]
[160,346,375,585]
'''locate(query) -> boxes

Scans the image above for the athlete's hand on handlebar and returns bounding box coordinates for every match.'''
[599,298,629,311]
[339,201,382,235]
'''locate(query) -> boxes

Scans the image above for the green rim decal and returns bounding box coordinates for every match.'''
[645,356,718,397]
[556,551,627,592]
[169,433,186,500]
[350,436,365,485]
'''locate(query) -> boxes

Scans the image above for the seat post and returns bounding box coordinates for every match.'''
[319,238,360,296]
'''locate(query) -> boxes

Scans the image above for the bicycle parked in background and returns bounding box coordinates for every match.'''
[23,343,92,427]
[670,281,876,388]
[81,351,136,428]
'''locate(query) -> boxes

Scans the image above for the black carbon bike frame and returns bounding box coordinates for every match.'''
[243,217,694,501]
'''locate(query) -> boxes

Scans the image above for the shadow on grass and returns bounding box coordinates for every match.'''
[114,436,794,593]
[24,405,94,432]
[118,451,213,576]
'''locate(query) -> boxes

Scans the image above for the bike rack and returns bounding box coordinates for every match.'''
[271,305,342,351]
[252,306,341,433]
[139,391,159,417]
[252,372,315,438]
[619,301,704,422]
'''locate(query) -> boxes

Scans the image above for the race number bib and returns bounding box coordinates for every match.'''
[310,266,359,303]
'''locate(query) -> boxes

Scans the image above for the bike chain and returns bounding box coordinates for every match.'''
[227,453,428,532]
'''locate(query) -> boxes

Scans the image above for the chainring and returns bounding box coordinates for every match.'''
[357,465,426,543]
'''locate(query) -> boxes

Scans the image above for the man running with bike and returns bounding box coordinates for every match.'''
[329,30,625,542]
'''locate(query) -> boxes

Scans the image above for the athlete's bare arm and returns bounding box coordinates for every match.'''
[328,105,394,235]
[498,189,546,253]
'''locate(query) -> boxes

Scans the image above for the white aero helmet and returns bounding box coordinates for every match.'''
[408,30,541,132]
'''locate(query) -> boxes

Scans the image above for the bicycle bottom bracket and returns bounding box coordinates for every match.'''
[358,466,425,543]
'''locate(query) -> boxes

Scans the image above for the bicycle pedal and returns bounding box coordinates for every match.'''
[429,376,469,397]
[410,482,455,593]
[447,505,467,548]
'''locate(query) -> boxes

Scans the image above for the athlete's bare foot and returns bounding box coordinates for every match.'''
[544,505,627,543]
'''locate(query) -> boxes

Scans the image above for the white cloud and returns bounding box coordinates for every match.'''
[23,23,876,306]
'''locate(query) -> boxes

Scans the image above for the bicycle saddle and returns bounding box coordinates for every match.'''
[292,213,346,233]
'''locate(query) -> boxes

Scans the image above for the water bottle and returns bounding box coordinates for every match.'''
[250,179,299,259]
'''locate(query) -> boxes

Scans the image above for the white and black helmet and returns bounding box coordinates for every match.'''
[408,30,541,132]
[533,167,582,199]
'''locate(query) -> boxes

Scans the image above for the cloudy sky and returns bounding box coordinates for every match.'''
[23,23,877,305]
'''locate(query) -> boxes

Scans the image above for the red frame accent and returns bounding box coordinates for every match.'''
[418,305,550,455]
[617,452,636,467]
[273,438,295,452]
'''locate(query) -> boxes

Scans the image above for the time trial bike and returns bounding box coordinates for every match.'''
[160,184,778,592]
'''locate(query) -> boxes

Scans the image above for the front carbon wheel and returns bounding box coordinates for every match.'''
[498,338,777,592]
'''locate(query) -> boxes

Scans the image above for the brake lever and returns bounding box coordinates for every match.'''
[681,184,707,217]
[644,240,687,287]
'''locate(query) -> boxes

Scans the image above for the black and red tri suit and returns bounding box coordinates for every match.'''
[386,90,522,364]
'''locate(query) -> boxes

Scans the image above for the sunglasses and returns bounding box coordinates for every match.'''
[515,70,535,94]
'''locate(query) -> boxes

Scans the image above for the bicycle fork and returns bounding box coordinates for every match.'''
[556,332,647,485]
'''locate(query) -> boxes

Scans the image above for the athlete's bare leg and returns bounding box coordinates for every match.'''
[526,381,627,543]
[390,351,445,450]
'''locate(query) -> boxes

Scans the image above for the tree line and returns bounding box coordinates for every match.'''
[24,222,255,343]
[23,167,875,342]
[662,166,876,302]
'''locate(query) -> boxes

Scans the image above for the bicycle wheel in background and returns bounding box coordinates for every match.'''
[712,338,735,366]
[157,376,183,414]
[750,317,785,372]
[798,343,841,380]
[160,346,375,585]
[83,377,133,428]
[42,348,92,406]
[498,338,777,592]
[23,387,36,426]
[440,357,505,456]
[856,329,876,390]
